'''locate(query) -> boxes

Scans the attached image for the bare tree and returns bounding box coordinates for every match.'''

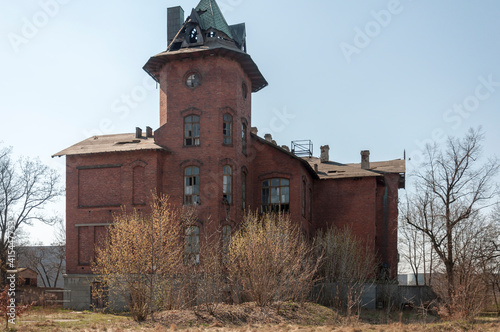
[18,220,66,288]
[0,145,61,278]
[400,199,439,286]
[403,128,499,316]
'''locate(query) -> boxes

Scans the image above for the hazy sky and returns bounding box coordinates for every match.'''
[1,0,499,244]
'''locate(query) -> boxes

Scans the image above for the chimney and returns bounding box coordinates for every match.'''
[361,150,370,169]
[135,127,142,139]
[264,133,272,142]
[250,127,258,135]
[146,126,153,138]
[281,145,290,152]
[167,6,184,45]
[314,164,319,172]
[320,145,330,163]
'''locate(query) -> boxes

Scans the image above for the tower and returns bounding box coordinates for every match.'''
[143,0,267,228]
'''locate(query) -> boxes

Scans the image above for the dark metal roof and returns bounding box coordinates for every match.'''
[143,43,268,92]
[195,0,233,38]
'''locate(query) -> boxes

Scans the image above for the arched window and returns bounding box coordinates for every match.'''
[223,165,232,204]
[222,225,231,256]
[184,115,200,146]
[223,114,232,145]
[184,166,200,205]
[242,123,247,154]
[184,226,199,264]
[261,178,290,213]
[241,170,247,210]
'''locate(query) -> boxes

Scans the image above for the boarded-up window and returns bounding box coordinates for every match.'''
[78,167,121,207]
[133,166,146,205]
[78,226,92,266]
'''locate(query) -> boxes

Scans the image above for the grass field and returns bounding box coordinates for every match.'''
[7,304,500,331]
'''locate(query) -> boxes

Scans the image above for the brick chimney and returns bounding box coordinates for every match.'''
[264,133,272,142]
[320,145,330,163]
[135,127,142,139]
[361,150,370,169]
[146,126,153,138]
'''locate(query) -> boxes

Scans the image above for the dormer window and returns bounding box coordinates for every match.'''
[207,31,216,38]
[189,27,199,43]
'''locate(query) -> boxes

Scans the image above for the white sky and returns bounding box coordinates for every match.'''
[1,0,499,247]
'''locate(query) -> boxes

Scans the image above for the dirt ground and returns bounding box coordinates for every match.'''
[11,303,500,331]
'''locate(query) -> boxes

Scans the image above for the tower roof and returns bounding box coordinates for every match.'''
[194,0,233,39]
[143,0,268,92]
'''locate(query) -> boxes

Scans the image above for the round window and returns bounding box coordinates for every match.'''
[186,73,201,88]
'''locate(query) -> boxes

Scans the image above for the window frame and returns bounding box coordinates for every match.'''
[242,123,247,154]
[241,170,247,210]
[223,114,233,145]
[261,178,290,213]
[184,166,200,205]
[184,115,200,146]
[222,165,232,204]
[184,225,200,265]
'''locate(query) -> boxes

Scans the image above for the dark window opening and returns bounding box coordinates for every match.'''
[261,178,290,213]
[242,123,247,154]
[184,166,200,205]
[242,171,247,210]
[223,165,232,204]
[223,114,232,145]
[185,226,200,264]
[189,28,198,43]
[184,115,200,146]
[186,73,200,88]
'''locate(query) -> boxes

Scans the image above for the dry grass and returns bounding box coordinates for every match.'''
[9,304,500,331]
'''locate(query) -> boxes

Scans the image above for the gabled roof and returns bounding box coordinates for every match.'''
[52,133,169,157]
[195,0,233,38]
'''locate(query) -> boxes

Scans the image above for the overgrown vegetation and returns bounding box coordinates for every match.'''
[314,227,377,317]
[228,212,318,306]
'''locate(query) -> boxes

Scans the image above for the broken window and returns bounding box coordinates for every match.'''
[222,225,231,263]
[184,166,200,205]
[242,170,247,210]
[186,73,200,88]
[242,123,247,154]
[261,178,290,213]
[184,226,200,265]
[189,27,198,43]
[223,165,232,204]
[242,83,248,100]
[184,115,200,146]
[223,114,232,145]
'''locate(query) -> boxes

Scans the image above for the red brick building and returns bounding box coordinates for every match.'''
[54,0,405,309]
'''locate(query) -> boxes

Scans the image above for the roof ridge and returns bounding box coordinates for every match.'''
[195,0,233,39]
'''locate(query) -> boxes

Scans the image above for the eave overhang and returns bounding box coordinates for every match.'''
[143,46,268,92]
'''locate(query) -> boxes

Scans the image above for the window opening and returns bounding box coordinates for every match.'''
[261,178,290,213]
[185,226,200,264]
[223,114,232,145]
[184,166,200,205]
[223,165,232,204]
[184,115,200,146]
